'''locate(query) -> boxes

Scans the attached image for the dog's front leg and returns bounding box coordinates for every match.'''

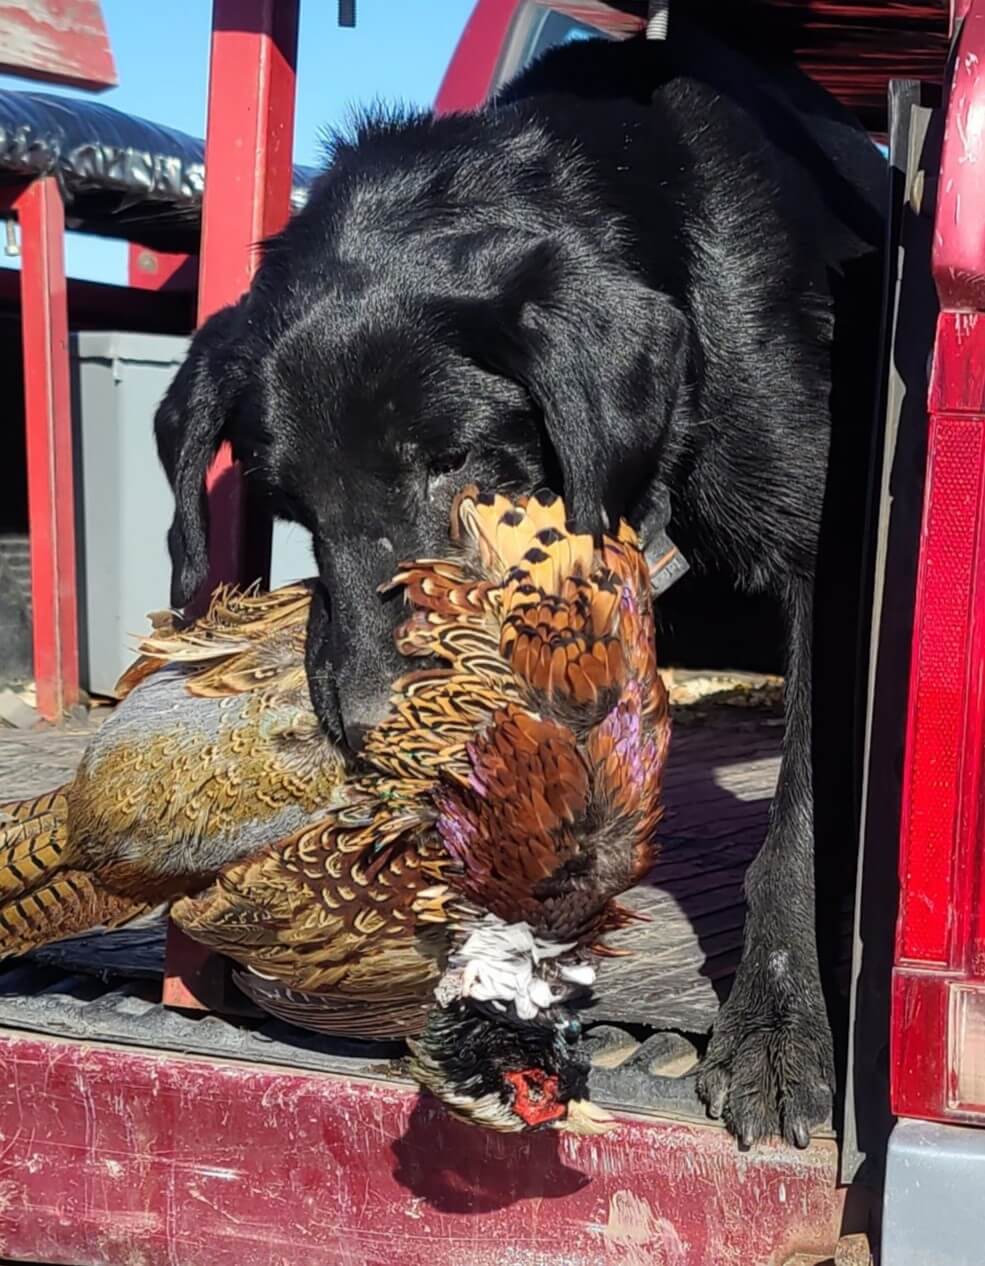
[696,576,834,1147]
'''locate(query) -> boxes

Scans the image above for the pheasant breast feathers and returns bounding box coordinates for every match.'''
[0,583,347,958]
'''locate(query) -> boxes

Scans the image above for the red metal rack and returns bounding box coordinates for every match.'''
[0,177,80,721]
[159,0,300,1011]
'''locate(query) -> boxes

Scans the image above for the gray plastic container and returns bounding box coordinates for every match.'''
[72,332,314,697]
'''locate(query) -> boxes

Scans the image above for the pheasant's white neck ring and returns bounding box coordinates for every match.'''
[434,914,596,1020]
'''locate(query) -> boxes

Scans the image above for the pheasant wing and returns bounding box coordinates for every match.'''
[172,801,455,1039]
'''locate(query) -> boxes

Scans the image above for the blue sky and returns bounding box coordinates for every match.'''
[0,1,476,284]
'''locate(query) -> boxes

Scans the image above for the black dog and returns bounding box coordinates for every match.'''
[155,21,886,1147]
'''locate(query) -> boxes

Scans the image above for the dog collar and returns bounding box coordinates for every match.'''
[645,527,689,597]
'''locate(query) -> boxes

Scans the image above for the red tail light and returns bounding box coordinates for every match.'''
[893,5,985,1124]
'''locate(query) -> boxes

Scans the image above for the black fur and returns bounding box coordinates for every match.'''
[155,22,886,1145]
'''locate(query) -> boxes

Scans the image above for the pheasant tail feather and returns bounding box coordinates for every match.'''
[0,792,149,955]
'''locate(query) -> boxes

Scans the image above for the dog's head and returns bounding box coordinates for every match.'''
[155,113,688,748]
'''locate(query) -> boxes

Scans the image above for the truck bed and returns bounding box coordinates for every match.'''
[0,682,816,1096]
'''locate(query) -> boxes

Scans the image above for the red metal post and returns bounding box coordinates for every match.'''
[195,0,300,602]
[163,0,299,1012]
[0,178,80,722]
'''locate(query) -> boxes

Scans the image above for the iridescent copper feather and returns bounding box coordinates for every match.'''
[371,489,669,946]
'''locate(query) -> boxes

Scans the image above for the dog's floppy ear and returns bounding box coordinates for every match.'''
[155,301,248,607]
[455,239,688,535]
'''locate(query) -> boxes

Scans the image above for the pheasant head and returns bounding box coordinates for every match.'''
[409,1000,615,1135]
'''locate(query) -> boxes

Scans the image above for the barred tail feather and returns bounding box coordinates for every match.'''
[0,872,150,958]
[0,791,147,957]
[0,790,72,902]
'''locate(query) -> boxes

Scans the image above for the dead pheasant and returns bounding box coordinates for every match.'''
[0,486,672,1135]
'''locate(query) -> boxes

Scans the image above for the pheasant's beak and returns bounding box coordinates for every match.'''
[555,1098,618,1135]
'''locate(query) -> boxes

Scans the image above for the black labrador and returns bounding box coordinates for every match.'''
[155,22,887,1147]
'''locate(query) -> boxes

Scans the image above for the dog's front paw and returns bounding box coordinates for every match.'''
[696,951,834,1148]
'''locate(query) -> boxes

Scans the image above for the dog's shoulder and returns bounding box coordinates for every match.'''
[496,23,884,259]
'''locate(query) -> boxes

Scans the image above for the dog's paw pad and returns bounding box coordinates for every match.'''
[697,966,834,1148]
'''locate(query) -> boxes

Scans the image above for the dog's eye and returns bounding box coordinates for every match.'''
[429,450,469,479]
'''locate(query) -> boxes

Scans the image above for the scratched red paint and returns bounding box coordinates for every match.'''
[0,1033,845,1266]
[0,0,117,89]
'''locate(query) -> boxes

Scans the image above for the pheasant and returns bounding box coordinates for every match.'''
[0,487,672,1135]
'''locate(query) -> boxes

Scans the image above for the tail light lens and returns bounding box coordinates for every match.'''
[893,10,985,1125]
[951,986,985,1111]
